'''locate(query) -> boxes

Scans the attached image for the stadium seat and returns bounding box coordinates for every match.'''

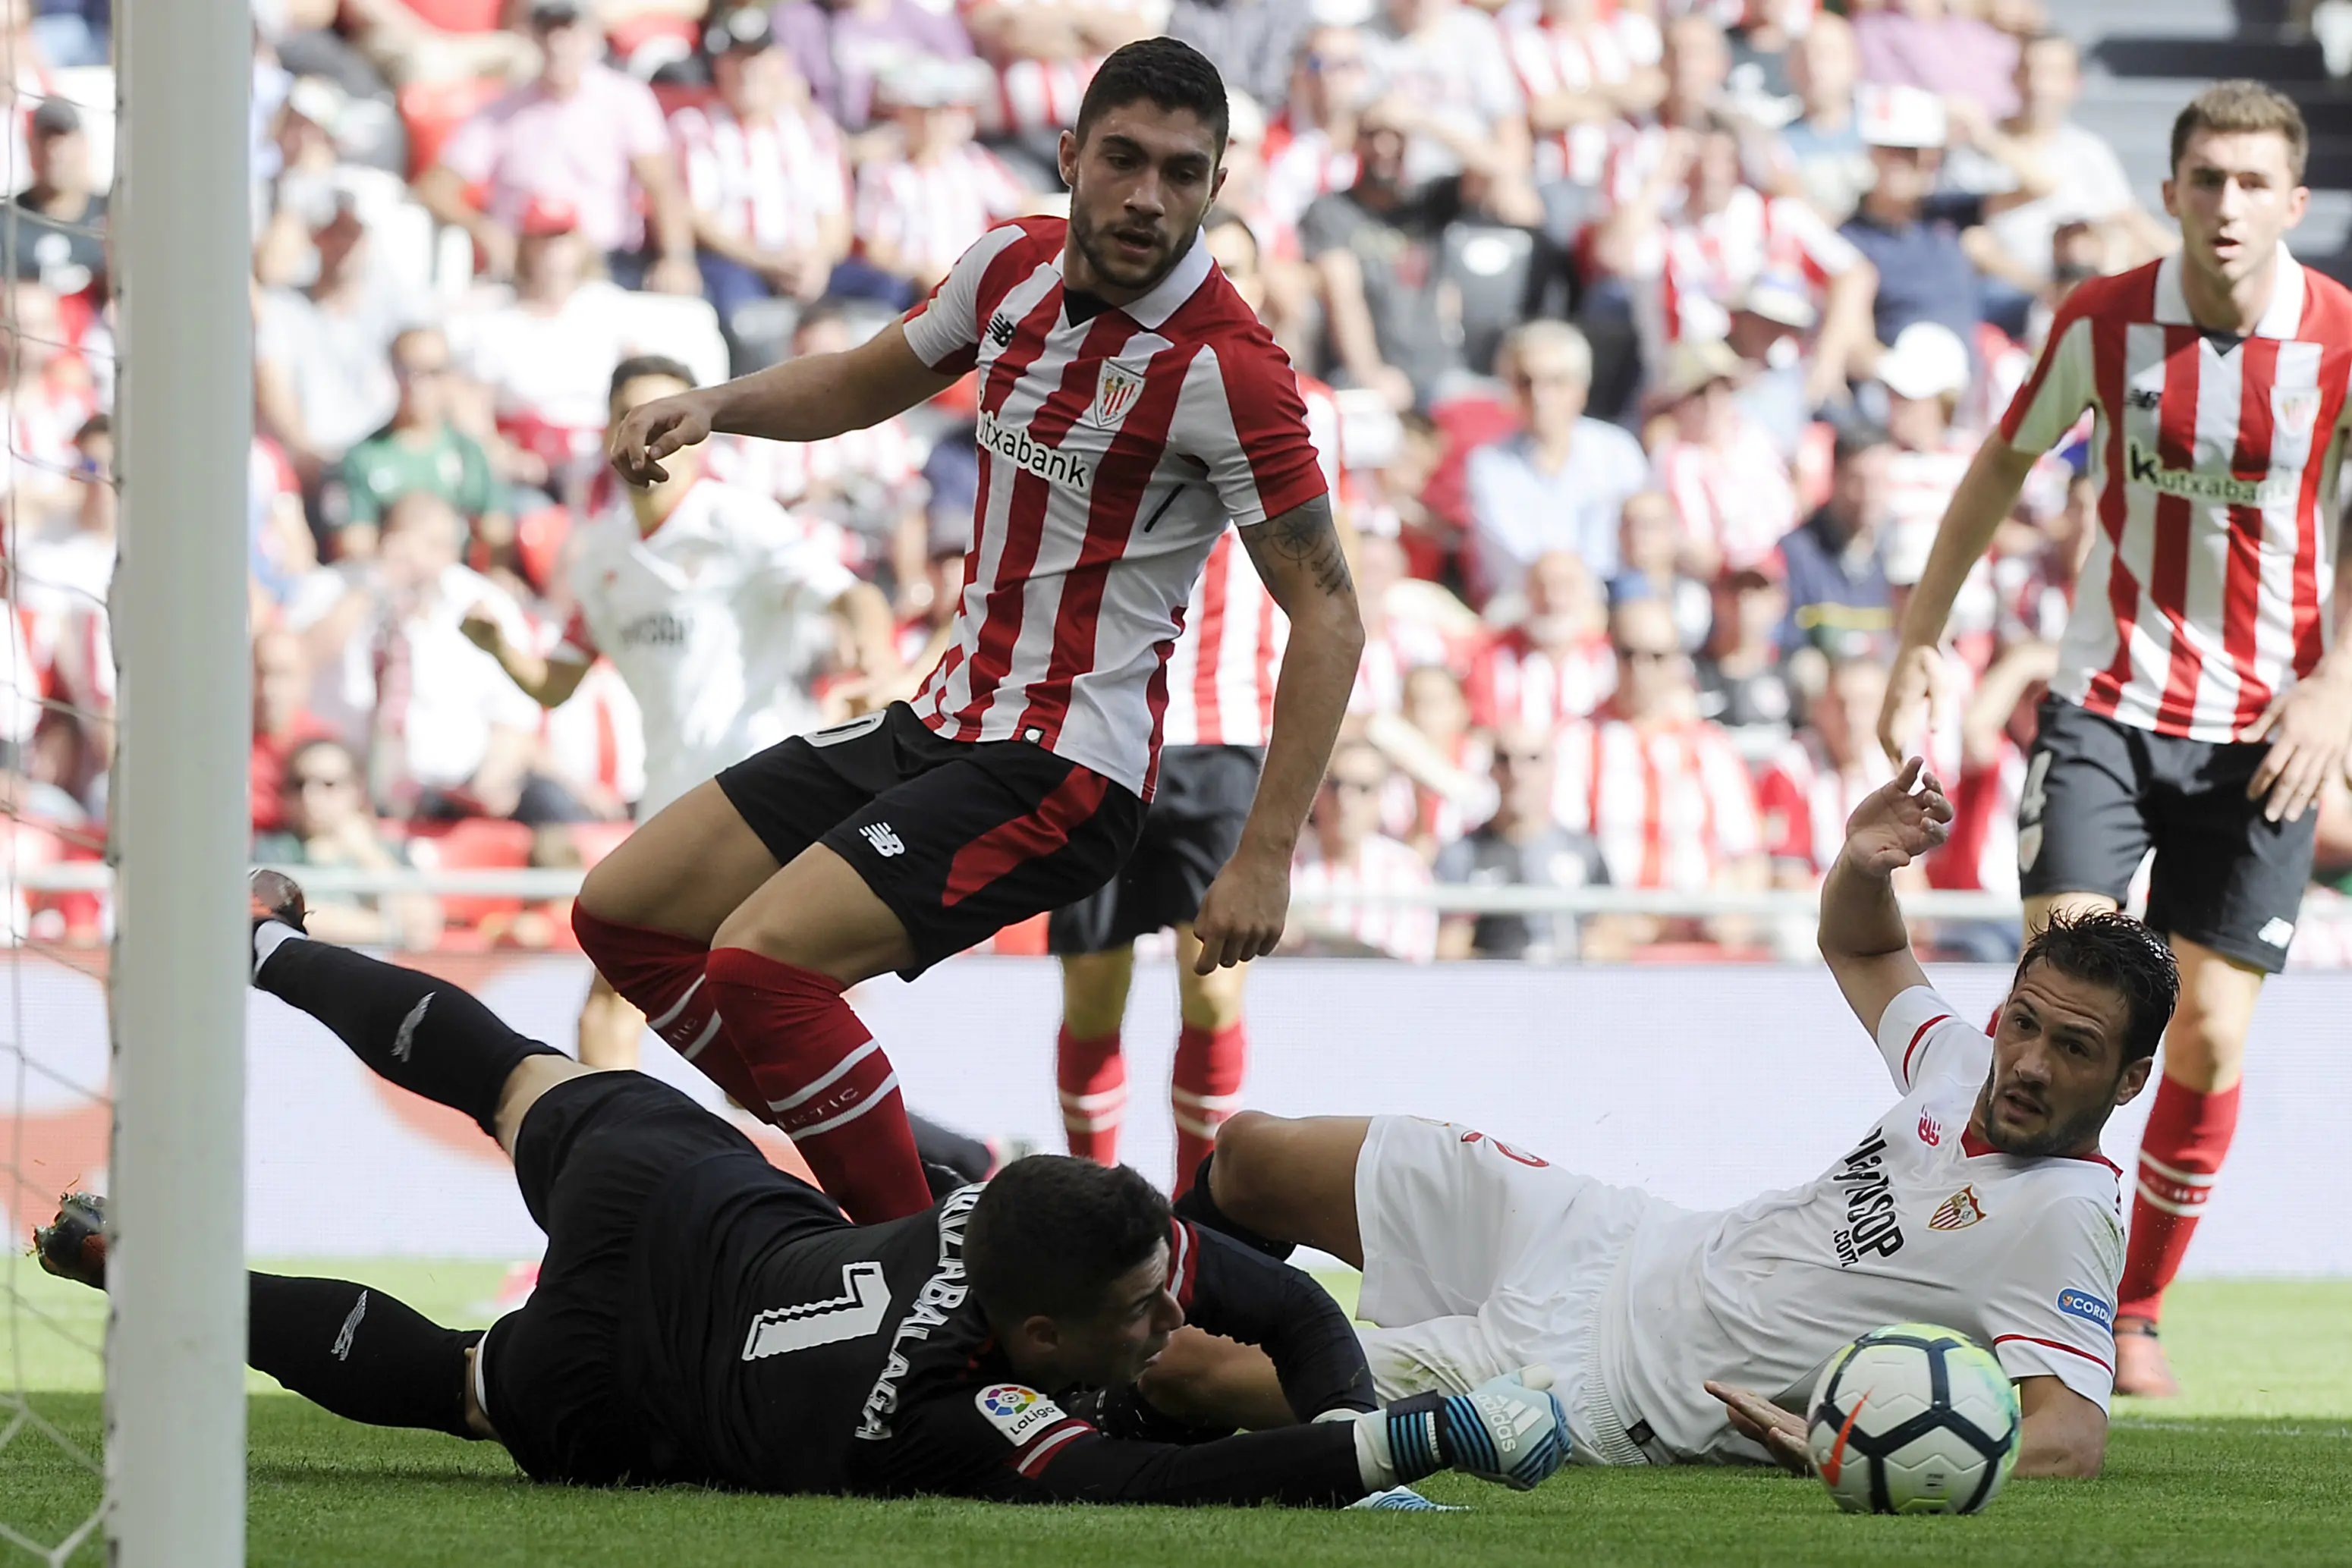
[568,821,635,869]
[404,817,536,932]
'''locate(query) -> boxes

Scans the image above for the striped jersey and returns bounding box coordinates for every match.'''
[1159,376,1343,749]
[1755,730,1894,876]
[1465,625,1615,731]
[1549,711,1763,891]
[1505,9,1661,189]
[2000,249,2352,741]
[669,99,847,255]
[900,217,1329,796]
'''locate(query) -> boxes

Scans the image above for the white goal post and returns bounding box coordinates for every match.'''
[106,2,252,1563]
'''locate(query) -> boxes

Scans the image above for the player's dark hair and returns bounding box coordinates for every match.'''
[2014,910,2180,1066]
[2171,79,2307,183]
[609,354,696,402]
[1832,420,1891,467]
[1075,37,1228,159]
[965,1155,1171,1324]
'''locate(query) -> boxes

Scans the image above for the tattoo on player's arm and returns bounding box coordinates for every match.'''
[1245,496,1353,600]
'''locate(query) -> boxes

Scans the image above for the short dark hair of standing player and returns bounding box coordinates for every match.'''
[610,354,696,409]
[2013,910,2181,1067]
[2170,78,2307,182]
[964,1155,1183,1390]
[1058,39,1230,297]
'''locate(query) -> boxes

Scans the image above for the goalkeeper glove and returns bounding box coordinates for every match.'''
[1354,1365,1571,1493]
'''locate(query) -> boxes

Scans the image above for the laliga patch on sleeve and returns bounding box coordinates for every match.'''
[2057,1290,2115,1331]
[976,1383,1065,1447]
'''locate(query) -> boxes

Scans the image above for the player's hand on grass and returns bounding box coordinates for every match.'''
[1841,758,1953,878]
[1703,1381,1809,1475]
[609,391,715,487]
[2244,671,2352,823]
[1192,846,1289,973]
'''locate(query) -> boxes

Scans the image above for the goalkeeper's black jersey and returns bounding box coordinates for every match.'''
[614,1152,1377,1504]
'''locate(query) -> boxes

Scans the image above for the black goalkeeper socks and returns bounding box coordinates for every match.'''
[249,1273,480,1439]
[1171,1153,1297,1262]
[253,923,561,1139]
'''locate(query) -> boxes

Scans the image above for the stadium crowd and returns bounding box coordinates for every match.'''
[15,0,2352,963]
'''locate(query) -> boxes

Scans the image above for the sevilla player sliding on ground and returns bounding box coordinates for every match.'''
[1879,80,2352,1396]
[583,38,1363,1225]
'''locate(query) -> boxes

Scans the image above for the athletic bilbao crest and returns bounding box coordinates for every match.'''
[1088,364,1144,429]
[1929,1185,1987,1232]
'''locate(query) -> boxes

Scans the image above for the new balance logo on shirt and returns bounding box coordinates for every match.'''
[860,823,906,858]
[988,312,1017,347]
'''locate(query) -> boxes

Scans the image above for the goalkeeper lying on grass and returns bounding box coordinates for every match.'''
[33,870,1565,1507]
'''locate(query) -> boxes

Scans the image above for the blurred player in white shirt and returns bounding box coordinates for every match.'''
[464,356,898,1065]
[1178,762,2167,1479]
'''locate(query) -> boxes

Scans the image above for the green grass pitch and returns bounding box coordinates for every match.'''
[6,1265,2350,1566]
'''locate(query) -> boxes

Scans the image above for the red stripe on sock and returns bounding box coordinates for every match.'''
[1055,1026,1125,1164]
[1171,1021,1244,1198]
[2118,1076,2240,1323]
[703,946,932,1223]
[942,767,1110,907]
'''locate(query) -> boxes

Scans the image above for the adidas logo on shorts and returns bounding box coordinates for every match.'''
[860,823,907,858]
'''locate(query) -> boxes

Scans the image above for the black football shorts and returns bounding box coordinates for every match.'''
[2017,695,2316,973]
[1048,744,1262,955]
[715,702,1143,976]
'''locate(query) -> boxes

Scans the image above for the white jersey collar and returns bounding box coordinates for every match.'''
[2152,245,2305,338]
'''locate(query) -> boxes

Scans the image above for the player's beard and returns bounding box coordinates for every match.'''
[1972,1070,2115,1158]
[1070,197,1196,297]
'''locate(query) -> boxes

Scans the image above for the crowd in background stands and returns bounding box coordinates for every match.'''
[14,0,2352,961]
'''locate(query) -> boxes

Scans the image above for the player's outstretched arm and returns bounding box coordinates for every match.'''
[459,603,590,709]
[1818,759,1953,1041]
[608,320,960,486]
[1878,436,2039,763]
[1195,495,1365,973]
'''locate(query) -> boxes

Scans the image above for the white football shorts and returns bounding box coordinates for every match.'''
[1352,1114,1662,1466]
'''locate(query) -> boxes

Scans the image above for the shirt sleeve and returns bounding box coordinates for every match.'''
[880,1386,1369,1506]
[1188,335,1331,531]
[618,76,670,159]
[1872,985,1992,1094]
[1980,1192,2125,1412]
[435,100,503,183]
[1170,1221,1378,1422]
[1998,301,2098,455]
[899,221,1033,375]
[1767,196,1863,283]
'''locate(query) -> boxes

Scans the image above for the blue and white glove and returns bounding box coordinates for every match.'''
[1354,1365,1572,1494]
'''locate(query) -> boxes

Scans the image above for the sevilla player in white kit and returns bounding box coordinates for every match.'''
[580,39,1363,1227]
[1049,208,1347,1196]
[464,355,898,1068]
[1879,82,2352,1396]
[1172,762,2162,1478]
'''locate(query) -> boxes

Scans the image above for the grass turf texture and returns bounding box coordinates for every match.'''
[5,1270,2350,1566]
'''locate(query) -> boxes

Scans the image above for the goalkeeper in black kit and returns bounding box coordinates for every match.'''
[35,871,1567,1506]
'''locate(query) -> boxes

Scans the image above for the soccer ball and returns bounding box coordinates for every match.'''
[1806,1322,2020,1514]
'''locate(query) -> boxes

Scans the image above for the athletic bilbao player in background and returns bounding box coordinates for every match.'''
[39,872,1567,1505]
[1167,763,2160,1478]
[585,39,1363,1226]
[1878,81,2352,1397]
[1050,207,1346,1195]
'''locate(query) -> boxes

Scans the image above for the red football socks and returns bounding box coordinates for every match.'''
[1055,1026,1127,1165]
[2118,1076,2240,1323]
[703,946,932,1224]
[1171,1021,1245,1199]
[570,907,763,1112]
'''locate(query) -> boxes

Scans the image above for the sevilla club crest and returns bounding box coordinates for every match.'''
[1929,1184,1988,1232]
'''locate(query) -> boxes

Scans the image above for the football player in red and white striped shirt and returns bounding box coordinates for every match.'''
[1880,83,2352,1397]
[584,40,1364,1227]
[1049,208,1345,1193]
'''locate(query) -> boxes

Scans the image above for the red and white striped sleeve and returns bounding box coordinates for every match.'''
[1696,727,1762,861]
[1765,194,1862,284]
[1998,288,2102,456]
[898,220,1036,374]
[1179,329,1329,530]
